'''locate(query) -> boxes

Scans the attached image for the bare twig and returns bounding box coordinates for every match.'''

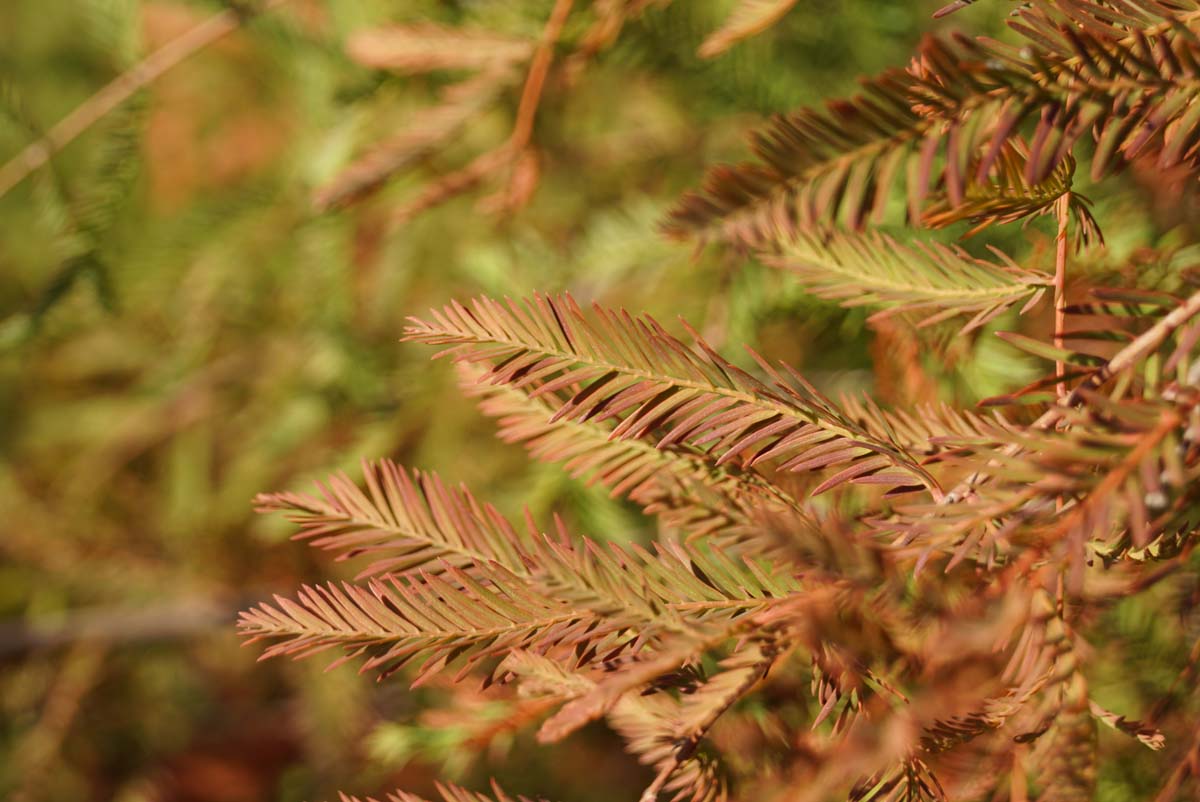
[1154,722,1200,802]
[1053,194,1070,399]
[390,146,513,226]
[0,598,238,658]
[1045,286,1200,417]
[388,0,574,227]
[509,0,574,156]
[498,0,574,208]
[941,286,1200,504]
[0,0,290,199]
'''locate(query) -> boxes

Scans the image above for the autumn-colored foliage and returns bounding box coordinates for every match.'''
[237,2,1200,801]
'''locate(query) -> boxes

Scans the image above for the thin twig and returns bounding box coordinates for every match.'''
[1046,286,1200,416]
[1154,722,1200,802]
[1053,194,1070,399]
[0,0,290,199]
[388,0,574,227]
[1010,744,1028,802]
[639,761,681,802]
[390,146,512,226]
[509,0,574,155]
[0,598,238,658]
[941,286,1200,504]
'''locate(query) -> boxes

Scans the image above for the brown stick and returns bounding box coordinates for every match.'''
[499,0,574,208]
[388,0,574,227]
[941,286,1200,504]
[1154,722,1200,802]
[1053,194,1070,399]
[0,598,237,657]
[391,146,512,225]
[509,0,575,155]
[1044,286,1200,418]
[0,0,290,199]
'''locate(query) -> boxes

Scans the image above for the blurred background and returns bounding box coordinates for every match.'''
[0,1,1191,800]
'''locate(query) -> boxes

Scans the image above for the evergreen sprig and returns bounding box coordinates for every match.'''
[666,0,1200,245]
[239,2,1200,800]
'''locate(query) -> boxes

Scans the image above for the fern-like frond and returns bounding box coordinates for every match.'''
[849,760,946,802]
[257,458,803,600]
[255,461,534,579]
[244,467,803,682]
[920,143,1102,248]
[667,1,1200,244]
[240,564,611,684]
[404,293,938,498]
[763,229,1048,332]
[462,365,798,542]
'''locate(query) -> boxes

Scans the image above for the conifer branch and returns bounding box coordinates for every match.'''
[764,229,1049,332]
[227,3,1200,798]
[462,367,801,543]
[404,293,940,498]
[667,1,1200,245]
[255,461,533,579]
[244,465,803,682]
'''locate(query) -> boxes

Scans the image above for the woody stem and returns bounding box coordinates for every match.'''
[1054,194,1070,399]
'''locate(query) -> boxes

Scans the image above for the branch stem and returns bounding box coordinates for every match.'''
[389,0,574,226]
[1054,194,1070,398]
[509,0,574,155]
[0,0,290,199]
[941,286,1200,504]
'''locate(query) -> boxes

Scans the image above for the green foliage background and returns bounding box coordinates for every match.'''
[0,1,1189,800]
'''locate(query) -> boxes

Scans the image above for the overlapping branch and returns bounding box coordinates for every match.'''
[462,367,800,543]
[243,462,801,685]
[404,293,938,498]
[666,1,1200,245]
[764,228,1050,331]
